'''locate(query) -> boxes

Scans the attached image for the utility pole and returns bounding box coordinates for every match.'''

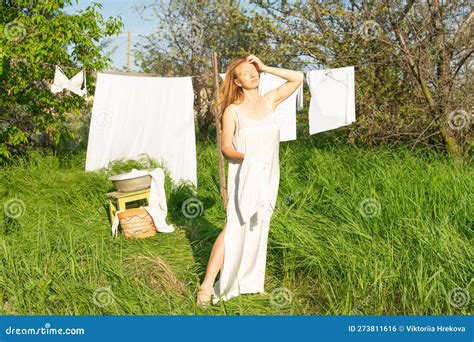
[127,31,131,72]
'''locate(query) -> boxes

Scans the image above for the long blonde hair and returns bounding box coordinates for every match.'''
[212,56,248,128]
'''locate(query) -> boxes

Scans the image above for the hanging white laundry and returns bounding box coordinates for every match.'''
[258,72,299,142]
[296,81,304,110]
[219,72,299,142]
[85,73,197,187]
[51,65,87,97]
[307,66,356,135]
[110,167,175,237]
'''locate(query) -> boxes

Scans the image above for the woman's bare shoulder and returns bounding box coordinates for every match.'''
[224,103,238,113]
[222,104,237,121]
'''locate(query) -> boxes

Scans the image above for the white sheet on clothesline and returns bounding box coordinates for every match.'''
[85,73,197,187]
[307,66,356,135]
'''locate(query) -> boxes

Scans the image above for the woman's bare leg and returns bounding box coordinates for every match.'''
[200,222,227,292]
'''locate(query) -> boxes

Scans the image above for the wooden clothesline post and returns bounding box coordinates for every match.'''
[212,50,228,209]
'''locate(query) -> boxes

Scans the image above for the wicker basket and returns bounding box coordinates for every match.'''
[117,208,156,239]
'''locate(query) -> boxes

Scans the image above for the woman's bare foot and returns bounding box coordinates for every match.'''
[259,291,269,296]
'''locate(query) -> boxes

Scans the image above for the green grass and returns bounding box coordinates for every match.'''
[0,139,472,315]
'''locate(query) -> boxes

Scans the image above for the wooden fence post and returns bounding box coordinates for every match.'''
[211,51,228,209]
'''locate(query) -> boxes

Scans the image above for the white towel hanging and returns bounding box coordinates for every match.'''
[307,66,356,134]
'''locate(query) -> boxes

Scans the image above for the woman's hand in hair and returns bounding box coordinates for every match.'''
[246,55,266,73]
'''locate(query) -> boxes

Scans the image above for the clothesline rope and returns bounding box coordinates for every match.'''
[40,62,210,78]
[39,60,385,79]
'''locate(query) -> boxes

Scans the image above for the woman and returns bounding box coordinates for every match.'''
[196,55,304,306]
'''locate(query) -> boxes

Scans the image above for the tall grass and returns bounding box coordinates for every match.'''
[0,140,472,315]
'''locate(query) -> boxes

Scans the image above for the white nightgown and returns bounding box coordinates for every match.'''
[212,96,280,305]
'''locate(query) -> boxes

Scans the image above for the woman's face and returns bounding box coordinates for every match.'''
[234,62,259,89]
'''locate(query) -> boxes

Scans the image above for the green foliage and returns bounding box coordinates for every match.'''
[99,154,166,178]
[0,0,123,162]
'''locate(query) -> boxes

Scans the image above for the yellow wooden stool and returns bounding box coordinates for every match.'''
[106,188,151,223]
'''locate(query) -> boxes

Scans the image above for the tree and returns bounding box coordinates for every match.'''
[254,0,472,158]
[385,0,473,158]
[0,0,123,161]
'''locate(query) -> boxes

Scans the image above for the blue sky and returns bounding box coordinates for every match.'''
[64,1,261,71]
[64,1,311,72]
[64,1,153,70]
